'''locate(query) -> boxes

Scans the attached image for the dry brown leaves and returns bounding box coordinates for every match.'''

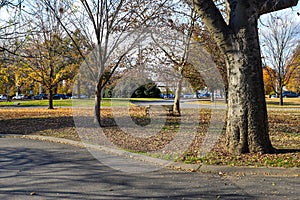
[0,106,299,167]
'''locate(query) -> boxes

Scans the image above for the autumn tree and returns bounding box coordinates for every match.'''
[286,44,300,93]
[0,36,26,101]
[262,66,276,95]
[0,0,29,99]
[0,63,15,99]
[261,13,300,105]
[20,0,81,109]
[191,0,298,154]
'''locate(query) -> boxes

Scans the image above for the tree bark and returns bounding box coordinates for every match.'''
[279,85,284,106]
[94,82,102,126]
[173,76,183,116]
[210,88,215,102]
[225,1,274,154]
[192,0,284,154]
[258,0,298,15]
[226,50,274,153]
[226,3,275,153]
[48,87,54,109]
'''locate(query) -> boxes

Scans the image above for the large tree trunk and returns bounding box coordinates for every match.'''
[226,54,274,154]
[225,7,274,154]
[192,0,298,155]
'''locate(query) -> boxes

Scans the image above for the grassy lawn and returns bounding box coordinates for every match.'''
[0,98,163,107]
[1,97,298,107]
[0,98,299,168]
[0,99,73,107]
[266,97,300,107]
[192,97,300,107]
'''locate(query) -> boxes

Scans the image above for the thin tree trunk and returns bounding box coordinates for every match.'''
[224,88,228,104]
[6,87,10,102]
[94,94,101,126]
[279,80,284,106]
[94,82,102,126]
[77,79,81,99]
[210,88,215,102]
[173,77,183,116]
[48,88,54,109]
[279,89,284,106]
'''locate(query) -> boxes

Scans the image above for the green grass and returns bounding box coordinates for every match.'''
[0,98,162,107]
[0,99,70,107]
[266,98,300,107]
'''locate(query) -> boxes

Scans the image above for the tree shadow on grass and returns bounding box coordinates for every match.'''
[0,116,75,135]
[274,148,300,154]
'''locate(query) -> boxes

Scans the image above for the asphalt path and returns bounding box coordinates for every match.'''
[0,138,299,199]
[132,99,227,109]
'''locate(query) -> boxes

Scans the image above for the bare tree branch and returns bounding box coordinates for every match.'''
[191,0,232,52]
[258,0,299,15]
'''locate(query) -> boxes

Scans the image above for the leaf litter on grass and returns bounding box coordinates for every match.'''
[0,106,299,168]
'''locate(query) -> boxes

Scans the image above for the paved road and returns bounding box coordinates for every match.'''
[0,138,299,199]
[132,99,227,109]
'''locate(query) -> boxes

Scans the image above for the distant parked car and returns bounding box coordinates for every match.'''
[160,94,174,99]
[0,94,7,100]
[183,93,194,99]
[282,91,299,98]
[33,93,48,100]
[71,94,88,99]
[12,94,26,100]
[53,94,68,100]
[197,93,210,98]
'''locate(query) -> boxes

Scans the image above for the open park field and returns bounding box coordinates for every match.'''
[0,98,299,168]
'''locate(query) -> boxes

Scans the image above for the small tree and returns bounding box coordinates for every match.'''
[150,4,201,116]
[262,66,276,95]
[45,0,170,124]
[21,1,81,109]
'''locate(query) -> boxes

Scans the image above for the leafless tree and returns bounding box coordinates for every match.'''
[44,0,170,125]
[261,13,300,105]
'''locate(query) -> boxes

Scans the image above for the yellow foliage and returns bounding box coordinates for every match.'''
[263,66,276,95]
[286,46,300,93]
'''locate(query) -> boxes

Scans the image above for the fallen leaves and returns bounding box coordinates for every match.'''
[0,106,299,168]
